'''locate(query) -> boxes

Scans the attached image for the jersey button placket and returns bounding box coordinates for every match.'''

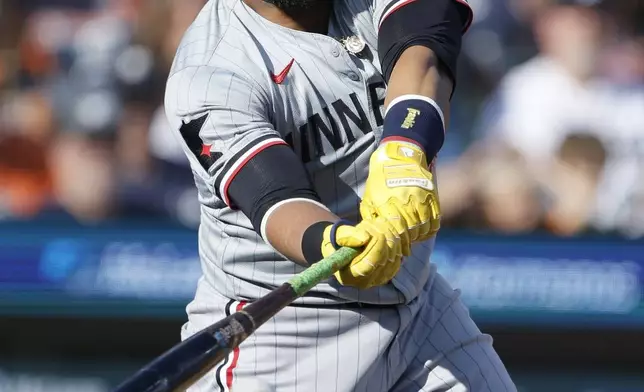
[328,39,361,83]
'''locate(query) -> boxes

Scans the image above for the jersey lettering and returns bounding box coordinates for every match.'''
[288,85,385,162]
[332,93,373,137]
[368,81,387,127]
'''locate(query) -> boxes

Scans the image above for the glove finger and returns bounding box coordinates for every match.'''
[416,194,441,242]
[397,202,422,243]
[415,217,432,243]
[359,200,379,221]
[339,256,377,288]
[430,194,441,232]
[347,227,385,281]
[414,196,432,237]
[334,225,371,248]
[332,222,386,289]
[363,220,393,265]
[391,227,402,263]
[369,218,402,287]
[334,218,403,289]
[416,220,437,243]
[346,254,378,279]
[356,220,391,266]
[378,203,411,253]
[334,250,377,288]
[374,216,401,264]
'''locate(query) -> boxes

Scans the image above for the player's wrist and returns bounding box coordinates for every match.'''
[301,220,351,265]
[381,94,445,160]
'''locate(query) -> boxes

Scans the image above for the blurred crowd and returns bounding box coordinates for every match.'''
[0,0,207,227]
[440,0,644,238]
[0,0,643,238]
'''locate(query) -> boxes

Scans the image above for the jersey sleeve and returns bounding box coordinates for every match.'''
[370,0,473,33]
[165,66,287,207]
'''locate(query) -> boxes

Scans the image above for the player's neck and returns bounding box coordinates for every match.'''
[243,0,332,34]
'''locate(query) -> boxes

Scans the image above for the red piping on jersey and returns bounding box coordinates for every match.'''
[379,0,418,29]
[271,59,295,84]
[222,140,288,206]
[379,0,474,34]
[226,301,247,389]
[454,0,474,33]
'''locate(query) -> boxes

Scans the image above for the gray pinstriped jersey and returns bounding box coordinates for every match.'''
[165,0,438,305]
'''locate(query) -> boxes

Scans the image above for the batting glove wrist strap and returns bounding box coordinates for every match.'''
[381,94,445,161]
[301,219,353,265]
[301,221,334,265]
[329,219,353,249]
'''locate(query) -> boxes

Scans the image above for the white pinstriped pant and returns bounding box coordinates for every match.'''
[181,273,516,392]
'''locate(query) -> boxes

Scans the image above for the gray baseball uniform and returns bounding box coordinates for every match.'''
[164,0,515,391]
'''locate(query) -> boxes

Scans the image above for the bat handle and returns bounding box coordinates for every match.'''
[287,247,359,297]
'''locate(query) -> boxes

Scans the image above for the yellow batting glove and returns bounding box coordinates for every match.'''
[361,141,441,251]
[321,218,402,289]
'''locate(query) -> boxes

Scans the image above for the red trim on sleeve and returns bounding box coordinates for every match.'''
[226,301,247,389]
[379,0,474,33]
[379,0,418,29]
[454,0,474,33]
[220,139,288,206]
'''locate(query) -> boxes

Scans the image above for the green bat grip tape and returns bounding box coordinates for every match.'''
[287,247,359,297]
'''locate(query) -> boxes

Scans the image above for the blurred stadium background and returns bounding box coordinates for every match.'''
[1,0,643,391]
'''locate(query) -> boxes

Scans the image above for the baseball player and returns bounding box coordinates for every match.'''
[165,0,516,391]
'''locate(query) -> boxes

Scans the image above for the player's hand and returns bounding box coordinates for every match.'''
[361,141,441,252]
[321,218,403,289]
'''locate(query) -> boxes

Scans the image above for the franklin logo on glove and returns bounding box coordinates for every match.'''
[401,108,421,129]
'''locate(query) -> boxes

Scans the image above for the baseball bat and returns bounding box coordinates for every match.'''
[113,247,359,392]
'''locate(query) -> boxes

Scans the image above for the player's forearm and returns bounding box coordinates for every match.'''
[385,46,453,128]
[376,0,470,162]
[379,46,454,162]
[264,200,340,266]
[224,143,340,267]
